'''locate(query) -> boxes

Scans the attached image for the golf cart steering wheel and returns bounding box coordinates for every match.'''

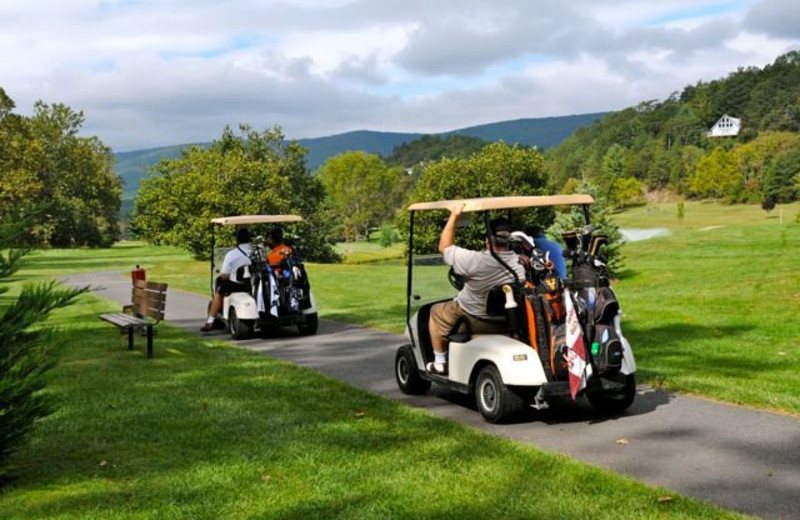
[448,267,465,291]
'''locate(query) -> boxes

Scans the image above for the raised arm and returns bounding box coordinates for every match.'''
[438,204,464,254]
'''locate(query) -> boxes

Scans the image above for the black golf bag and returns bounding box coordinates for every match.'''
[562,226,624,376]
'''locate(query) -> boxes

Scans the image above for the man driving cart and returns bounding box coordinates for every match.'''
[427,204,526,375]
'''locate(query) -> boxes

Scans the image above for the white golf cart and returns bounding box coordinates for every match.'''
[394,195,636,423]
[209,215,319,339]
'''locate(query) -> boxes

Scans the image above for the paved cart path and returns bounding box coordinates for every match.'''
[64,271,800,520]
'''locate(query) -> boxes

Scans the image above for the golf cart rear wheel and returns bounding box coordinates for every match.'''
[297,312,319,336]
[475,365,526,423]
[587,373,636,415]
[228,307,254,340]
[395,345,431,395]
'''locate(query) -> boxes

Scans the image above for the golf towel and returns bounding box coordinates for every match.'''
[564,288,592,399]
[256,270,280,317]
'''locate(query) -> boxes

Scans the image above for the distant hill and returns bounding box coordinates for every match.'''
[442,113,607,148]
[116,144,199,199]
[115,113,606,202]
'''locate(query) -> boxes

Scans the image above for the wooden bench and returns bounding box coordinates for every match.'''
[99,279,168,358]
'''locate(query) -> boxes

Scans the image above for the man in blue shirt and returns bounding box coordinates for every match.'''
[527,226,567,279]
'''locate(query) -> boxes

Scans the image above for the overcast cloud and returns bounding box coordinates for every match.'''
[1,0,798,151]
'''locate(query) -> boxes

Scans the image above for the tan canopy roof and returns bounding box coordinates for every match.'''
[211,215,303,225]
[408,194,594,212]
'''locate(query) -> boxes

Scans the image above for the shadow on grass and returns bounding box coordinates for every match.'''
[613,268,640,280]
[5,314,640,519]
[626,322,753,348]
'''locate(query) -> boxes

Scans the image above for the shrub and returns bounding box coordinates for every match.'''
[378,225,401,248]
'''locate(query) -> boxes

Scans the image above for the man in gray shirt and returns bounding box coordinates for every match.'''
[427,205,525,375]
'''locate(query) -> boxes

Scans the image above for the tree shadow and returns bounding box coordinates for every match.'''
[613,268,639,280]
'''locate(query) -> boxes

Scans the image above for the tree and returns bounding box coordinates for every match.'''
[404,142,548,253]
[319,152,409,241]
[688,147,739,199]
[600,144,626,203]
[548,180,624,275]
[761,196,776,214]
[0,214,86,476]
[131,125,339,262]
[763,149,800,203]
[612,177,645,208]
[0,89,121,247]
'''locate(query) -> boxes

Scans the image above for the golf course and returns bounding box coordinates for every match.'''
[0,200,796,519]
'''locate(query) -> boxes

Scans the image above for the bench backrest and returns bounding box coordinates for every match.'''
[131,279,168,321]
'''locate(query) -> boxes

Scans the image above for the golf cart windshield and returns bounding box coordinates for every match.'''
[406,195,594,322]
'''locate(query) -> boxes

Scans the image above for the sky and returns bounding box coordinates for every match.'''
[2,0,799,152]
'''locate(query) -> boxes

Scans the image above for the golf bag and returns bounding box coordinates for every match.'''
[563,226,624,375]
[246,244,310,317]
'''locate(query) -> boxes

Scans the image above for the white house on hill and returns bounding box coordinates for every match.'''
[707,114,741,138]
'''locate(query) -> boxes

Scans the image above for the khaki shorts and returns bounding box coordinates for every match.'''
[429,300,507,339]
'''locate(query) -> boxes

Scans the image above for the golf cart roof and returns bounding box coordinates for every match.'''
[211,215,303,226]
[407,194,594,213]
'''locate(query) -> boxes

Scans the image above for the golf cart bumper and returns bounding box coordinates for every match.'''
[223,292,317,323]
[535,374,629,399]
[448,335,549,386]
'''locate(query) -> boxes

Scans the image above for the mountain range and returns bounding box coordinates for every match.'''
[115,112,606,200]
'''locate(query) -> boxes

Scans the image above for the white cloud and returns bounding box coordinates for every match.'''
[0,0,797,151]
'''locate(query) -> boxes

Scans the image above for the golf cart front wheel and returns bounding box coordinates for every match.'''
[587,373,636,415]
[474,364,526,423]
[395,345,431,395]
[297,313,319,336]
[228,307,254,340]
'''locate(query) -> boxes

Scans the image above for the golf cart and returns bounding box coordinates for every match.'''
[209,215,319,339]
[394,195,636,423]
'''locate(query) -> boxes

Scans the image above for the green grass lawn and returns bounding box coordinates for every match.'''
[613,201,800,414]
[335,240,405,264]
[0,276,744,519]
[20,201,800,415]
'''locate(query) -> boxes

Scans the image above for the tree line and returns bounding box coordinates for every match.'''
[3,51,800,258]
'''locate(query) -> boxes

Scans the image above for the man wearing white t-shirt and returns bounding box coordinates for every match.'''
[201,228,253,332]
[427,205,525,375]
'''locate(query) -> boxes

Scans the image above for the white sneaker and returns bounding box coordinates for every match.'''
[426,361,448,375]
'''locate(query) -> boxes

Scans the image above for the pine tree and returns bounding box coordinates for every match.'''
[0,214,87,477]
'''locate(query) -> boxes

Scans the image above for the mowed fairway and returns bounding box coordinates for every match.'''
[22,201,800,415]
[1,201,794,518]
[0,270,745,519]
[613,202,800,414]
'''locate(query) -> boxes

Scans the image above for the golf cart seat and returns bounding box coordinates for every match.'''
[485,283,554,357]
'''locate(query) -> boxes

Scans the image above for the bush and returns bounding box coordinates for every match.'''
[378,225,401,248]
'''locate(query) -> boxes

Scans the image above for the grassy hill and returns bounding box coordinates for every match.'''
[115,113,606,206]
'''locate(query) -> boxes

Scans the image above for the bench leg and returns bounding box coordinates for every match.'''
[146,325,154,359]
[128,327,134,350]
